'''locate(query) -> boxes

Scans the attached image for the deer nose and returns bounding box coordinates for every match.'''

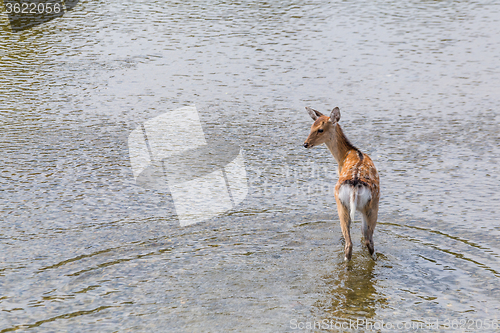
[303,142,309,148]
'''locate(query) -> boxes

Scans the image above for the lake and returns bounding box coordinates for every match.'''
[1,0,499,331]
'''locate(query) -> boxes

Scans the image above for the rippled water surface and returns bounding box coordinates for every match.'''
[1,0,500,331]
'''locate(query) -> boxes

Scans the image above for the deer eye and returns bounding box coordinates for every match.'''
[317,128,324,133]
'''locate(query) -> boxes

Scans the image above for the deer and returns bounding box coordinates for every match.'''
[303,106,380,262]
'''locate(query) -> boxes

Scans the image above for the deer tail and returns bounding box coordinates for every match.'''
[349,186,357,222]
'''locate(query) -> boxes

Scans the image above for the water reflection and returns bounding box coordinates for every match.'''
[314,256,387,321]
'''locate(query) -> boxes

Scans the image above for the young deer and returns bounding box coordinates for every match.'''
[303,106,380,261]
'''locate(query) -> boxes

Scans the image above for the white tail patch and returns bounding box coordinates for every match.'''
[349,190,356,222]
[338,184,372,221]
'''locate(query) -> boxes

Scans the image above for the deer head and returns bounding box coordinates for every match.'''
[303,106,341,148]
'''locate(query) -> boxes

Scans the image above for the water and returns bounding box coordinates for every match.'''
[1,0,500,331]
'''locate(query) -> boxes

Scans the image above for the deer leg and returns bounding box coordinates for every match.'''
[362,200,379,260]
[335,196,352,261]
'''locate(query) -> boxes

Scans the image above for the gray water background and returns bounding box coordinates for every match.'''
[1,0,500,331]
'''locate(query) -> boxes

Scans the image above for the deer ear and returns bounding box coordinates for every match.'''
[305,107,324,121]
[330,107,341,123]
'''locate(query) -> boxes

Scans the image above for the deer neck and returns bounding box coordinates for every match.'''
[324,124,356,172]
